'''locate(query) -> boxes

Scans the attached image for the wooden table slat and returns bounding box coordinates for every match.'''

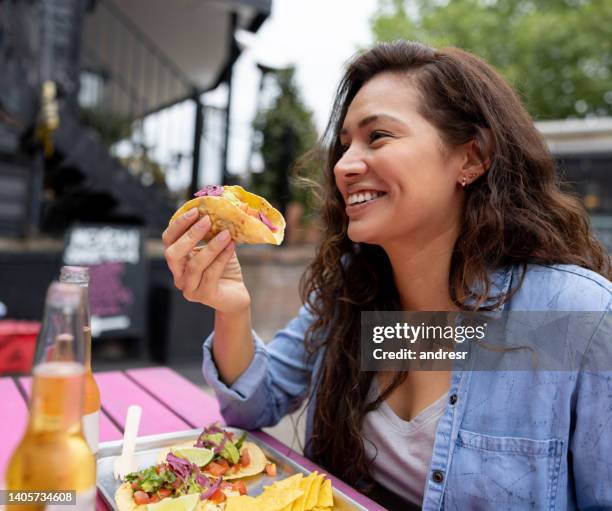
[95,371,190,435]
[125,367,223,428]
[0,378,29,485]
[18,376,123,442]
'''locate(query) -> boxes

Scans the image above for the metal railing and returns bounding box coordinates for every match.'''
[77,0,227,199]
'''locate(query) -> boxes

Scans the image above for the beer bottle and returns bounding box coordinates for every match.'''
[59,266,101,455]
[6,282,96,510]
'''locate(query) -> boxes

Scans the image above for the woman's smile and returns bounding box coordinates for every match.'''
[346,190,387,216]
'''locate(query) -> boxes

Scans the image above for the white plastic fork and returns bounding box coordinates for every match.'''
[113,405,142,480]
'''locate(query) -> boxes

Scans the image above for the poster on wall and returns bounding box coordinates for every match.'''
[63,225,146,339]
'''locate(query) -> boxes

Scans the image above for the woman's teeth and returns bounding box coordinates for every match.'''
[347,191,385,205]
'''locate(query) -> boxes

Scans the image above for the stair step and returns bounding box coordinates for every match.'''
[0,123,20,154]
[0,154,40,237]
[53,108,175,233]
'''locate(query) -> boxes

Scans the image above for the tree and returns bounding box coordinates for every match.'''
[250,67,319,220]
[370,0,612,119]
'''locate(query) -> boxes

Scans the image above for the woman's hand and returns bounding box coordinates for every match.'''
[162,208,251,314]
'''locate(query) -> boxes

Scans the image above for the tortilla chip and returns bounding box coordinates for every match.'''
[256,488,304,511]
[263,473,303,493]
[170,185,285,245]
[305,473,324,509]
[290,473,318,511]
[224,495,260,511]
[317,479,334,508]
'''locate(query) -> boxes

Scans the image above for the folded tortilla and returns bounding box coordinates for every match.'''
[170,185,285,245]
[114,483,222,511]
[156,440,268,480]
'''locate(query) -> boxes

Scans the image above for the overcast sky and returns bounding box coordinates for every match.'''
[235,0,378,130]
[225,0,379,176]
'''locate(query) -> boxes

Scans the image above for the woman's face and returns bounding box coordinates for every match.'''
[334,72,467,247]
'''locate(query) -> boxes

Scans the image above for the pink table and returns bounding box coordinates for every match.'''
[0,367,385,510]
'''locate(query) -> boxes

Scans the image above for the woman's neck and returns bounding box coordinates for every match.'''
[383,225,460,311]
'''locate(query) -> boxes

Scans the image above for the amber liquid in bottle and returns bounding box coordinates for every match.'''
[6,362,96,510]
[81,325,100,453]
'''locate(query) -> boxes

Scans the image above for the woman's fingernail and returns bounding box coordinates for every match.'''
[217,230,230,242]
[184,208,198,219]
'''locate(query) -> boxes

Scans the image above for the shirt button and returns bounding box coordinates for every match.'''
[449,393,458,405]
[432,470,445,483]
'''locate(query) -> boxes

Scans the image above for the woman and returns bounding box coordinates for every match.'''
[163,41,612,509]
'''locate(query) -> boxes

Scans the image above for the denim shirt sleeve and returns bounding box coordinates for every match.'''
[201,304,315,430]
[571,306,612,508]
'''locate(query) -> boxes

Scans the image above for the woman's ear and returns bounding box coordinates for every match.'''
[459,128,493,186]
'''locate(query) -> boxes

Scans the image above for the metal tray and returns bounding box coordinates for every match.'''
[97,427,367,511]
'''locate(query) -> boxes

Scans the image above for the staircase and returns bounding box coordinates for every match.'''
[0,0,201,237]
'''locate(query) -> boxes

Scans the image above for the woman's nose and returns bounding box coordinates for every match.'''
[334,149,367,180]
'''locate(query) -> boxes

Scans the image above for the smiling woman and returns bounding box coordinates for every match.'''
[163,40,612,510]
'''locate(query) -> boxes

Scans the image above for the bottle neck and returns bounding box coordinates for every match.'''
[83,325,92,370]
[77,286,92,371]
[57,281,92,371]
[28,362,85,434]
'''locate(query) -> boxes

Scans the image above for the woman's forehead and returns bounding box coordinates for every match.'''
[342,73,421,129]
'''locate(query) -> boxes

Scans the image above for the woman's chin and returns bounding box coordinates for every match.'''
[347,224,381,244]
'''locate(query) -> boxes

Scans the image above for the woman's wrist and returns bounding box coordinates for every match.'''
[213,305,254,386]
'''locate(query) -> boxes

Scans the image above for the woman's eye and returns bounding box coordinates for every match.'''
[369,131,390,143]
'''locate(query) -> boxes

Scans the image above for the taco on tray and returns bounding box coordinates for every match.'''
[170,185,285,245]
[157,425,268,480]
[114,424,267,510]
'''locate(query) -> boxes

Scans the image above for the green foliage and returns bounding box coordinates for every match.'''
[120,147,168,189]
[80,107,167,189]
[370,0,612,119]
[251,67,319,219]
[79,107,134,147]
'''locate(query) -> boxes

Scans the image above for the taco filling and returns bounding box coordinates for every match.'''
[120,456,246,508]
[194,186,277,233]
[170,185,285,245]
[156,424,268,480]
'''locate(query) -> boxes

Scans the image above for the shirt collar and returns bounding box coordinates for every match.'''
[466,265,514,311]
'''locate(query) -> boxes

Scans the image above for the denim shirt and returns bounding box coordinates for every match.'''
[202,264,612,510]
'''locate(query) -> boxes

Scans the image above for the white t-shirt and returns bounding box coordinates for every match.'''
[362,380,447,506]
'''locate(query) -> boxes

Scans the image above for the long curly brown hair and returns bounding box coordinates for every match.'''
[299,41,611,490]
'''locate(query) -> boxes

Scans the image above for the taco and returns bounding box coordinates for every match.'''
[114,425,265,511]
[170,185,285,245]
[114,457,245,511]
[157,425,268,480]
